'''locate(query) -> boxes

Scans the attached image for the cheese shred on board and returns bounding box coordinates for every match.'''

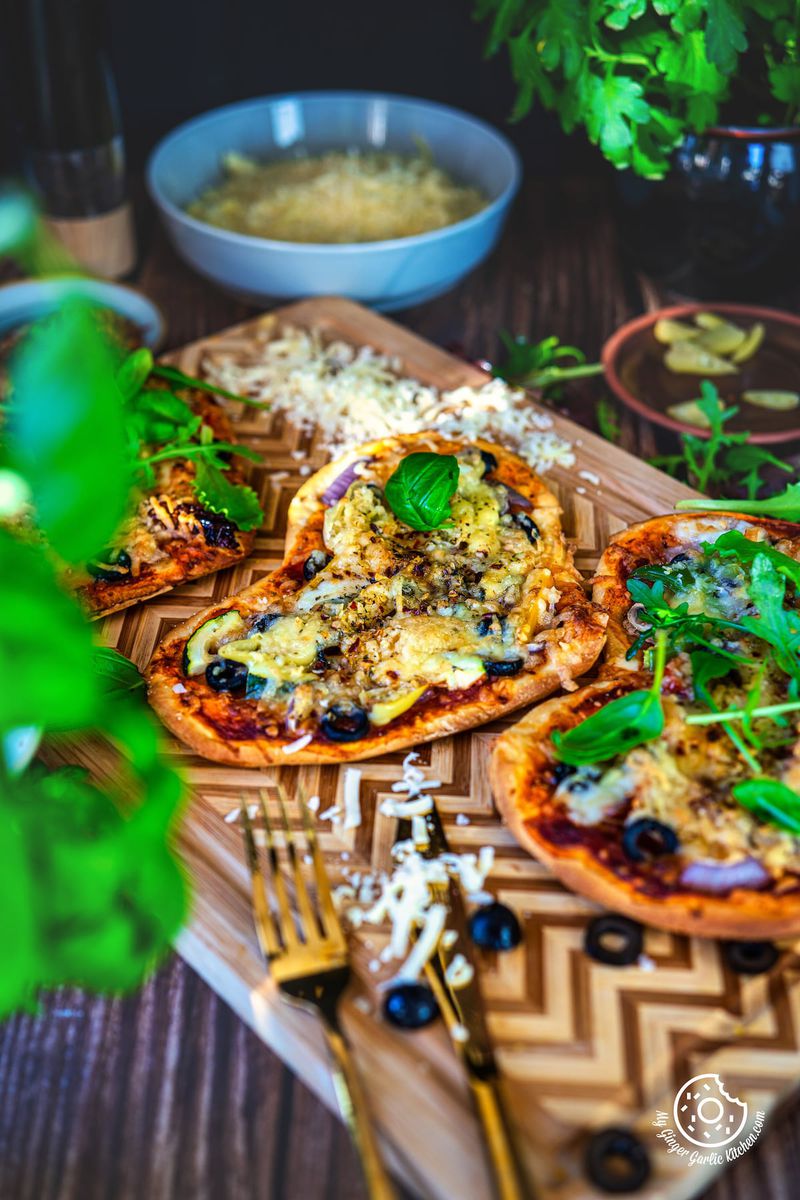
[204,324,575,474]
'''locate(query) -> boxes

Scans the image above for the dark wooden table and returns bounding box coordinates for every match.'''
[3,176,800,1200]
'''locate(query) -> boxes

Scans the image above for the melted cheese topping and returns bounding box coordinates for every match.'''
[212,447,567,730]
[562,529,800,880]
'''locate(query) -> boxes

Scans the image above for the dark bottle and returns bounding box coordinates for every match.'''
[3,0,136,278]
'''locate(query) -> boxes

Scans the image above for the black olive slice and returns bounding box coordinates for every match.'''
[584,915,643,966]
[514,513,540,543]
[550,761,577,785]
[251,613,280,633]
[303,549,332,581]
[477,613,502,637]
[723,940,780,976]
[479,449,498,476]
[468,902,522,951]
[320,705,369,742]
[584,1127,651,1193]
[198,510,239,549]
[87,548,132,582]
[205,659,249,693]
[484,658,524,677]
[622,818,678,863]
[383,982,439,1030]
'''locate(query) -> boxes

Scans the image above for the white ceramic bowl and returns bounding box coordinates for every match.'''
[0,277,164,347]
[147,91,521,311]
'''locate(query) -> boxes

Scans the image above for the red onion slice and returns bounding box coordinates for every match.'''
[680,856,770,894]
[321,458,372,506]
[503,485,532,510]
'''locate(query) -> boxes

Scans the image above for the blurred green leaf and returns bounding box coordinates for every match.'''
[6,300,131,562]
[0,529,99,731]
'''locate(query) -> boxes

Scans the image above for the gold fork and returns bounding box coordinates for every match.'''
[398,804,531,1200]
[240,786,396,1200]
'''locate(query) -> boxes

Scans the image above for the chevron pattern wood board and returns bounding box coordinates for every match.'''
[50,298,800,1200]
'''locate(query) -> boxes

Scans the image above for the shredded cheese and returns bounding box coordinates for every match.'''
[281,731,313,755]
[343,768,362,830]
[204,325,574,474]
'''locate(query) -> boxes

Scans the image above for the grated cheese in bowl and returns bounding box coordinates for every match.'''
[203,324,574,474]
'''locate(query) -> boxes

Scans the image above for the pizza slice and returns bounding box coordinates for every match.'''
[65,362,261,619]
[491,512,800,939]
[147,432,607,765]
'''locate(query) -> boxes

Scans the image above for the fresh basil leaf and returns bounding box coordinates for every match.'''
[552,688,664,765]
[193,458,263,531]
[732,777,800,835]
[151,363,264,407]
[92,647,144,698]
[385,452,459,532]
[5,300,131,562]
[116,348,153,401]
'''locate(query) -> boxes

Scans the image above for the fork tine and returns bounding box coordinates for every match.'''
[275,782,321,945]
[257,789,299,949]
[297,785,346,946]
[239,797,281,960]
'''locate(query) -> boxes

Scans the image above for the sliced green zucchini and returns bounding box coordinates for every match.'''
[183,610,245,676]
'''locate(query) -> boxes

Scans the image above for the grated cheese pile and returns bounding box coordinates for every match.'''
[332,753,495,982]
[204,325,575,475]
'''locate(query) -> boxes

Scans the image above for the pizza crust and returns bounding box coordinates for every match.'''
[147,432,607,765]
[491,511,800,939]
[74,391,256,619]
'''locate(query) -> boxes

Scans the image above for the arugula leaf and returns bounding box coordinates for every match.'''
[553,632,667,764]
[595,396,622,443]
[493,331,603,392]
[193,458,263,531]
[116,348,154,401]
[732,777,800,834]
[151,363,264,407]
[739,554,800,682]
[6,300,131,562]
[677,481,800,521]
[705,530,800,589]
[722,444,792,500]
[385,452,460,531]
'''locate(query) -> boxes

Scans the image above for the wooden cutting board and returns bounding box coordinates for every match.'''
[54,298,800,1200]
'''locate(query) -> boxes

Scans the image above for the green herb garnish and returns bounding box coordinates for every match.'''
[703,530,800,590]
[115,347,264,532]
[677,481,800,521]
[552,632,667,765]
[651,382,792,497]
[493,332,603,393]
[151,362,264,406]
[732,777,800,835]
[385,452,460,532]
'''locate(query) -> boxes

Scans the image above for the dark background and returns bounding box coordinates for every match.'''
[0,0,593,176]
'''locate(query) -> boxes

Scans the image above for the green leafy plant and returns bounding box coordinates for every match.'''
[0,194,188,1016]
[493,332,603,393]
[385,452,460,531]
[474,1,800,178]
[651,381,792,495]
